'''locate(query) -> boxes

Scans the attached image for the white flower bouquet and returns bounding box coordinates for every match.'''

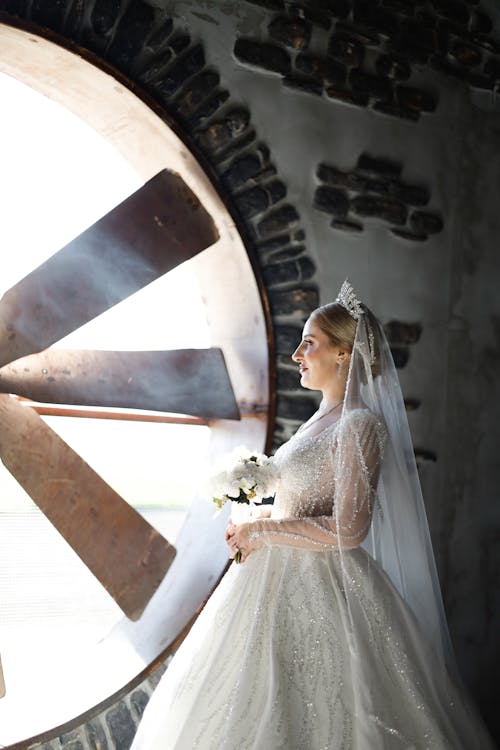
[208,446,277,510]
[207,447,278,560]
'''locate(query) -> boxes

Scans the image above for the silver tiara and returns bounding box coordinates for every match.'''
[335,279,363,321]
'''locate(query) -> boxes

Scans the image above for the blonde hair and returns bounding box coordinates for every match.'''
[311,302,357,352]
[311,302,381,378]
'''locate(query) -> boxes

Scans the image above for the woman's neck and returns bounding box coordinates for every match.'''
[320,385,346,410]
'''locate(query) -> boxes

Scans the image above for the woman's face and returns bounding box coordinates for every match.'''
[292,317,341,392]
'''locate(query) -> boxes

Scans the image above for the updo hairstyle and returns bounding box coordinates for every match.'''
[310,302,381,378]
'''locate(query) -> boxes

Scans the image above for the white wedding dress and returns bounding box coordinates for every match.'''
[131,410,494,749]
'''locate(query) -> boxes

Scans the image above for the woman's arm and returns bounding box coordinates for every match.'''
[228,412,385,561]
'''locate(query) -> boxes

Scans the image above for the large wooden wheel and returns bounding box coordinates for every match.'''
[0,168,239,621]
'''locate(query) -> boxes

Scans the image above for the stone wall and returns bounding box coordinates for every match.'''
[1,0,499,746]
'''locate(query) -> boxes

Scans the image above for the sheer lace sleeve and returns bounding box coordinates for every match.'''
[248,411,386,551]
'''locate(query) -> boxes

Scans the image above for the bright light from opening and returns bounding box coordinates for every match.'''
[0,71,210,351]
[0,72,212,733]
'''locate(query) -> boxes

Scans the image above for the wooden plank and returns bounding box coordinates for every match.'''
[0,394,176,620]
[0,169,219,368]
[0,348,240,420]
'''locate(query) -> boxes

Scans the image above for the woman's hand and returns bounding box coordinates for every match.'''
[225,521,253,563]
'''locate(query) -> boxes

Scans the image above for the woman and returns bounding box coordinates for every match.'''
[131,281,494,749]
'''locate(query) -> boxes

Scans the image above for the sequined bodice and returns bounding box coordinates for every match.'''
[270,421,340,520]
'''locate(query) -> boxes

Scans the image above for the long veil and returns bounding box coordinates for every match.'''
[335,285,457,678]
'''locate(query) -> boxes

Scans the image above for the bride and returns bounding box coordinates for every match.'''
[131,281,494,749]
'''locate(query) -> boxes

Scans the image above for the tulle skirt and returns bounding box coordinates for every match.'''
[131,546,494,749]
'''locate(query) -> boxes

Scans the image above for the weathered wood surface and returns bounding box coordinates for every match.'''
[0,348,240,420]
[0,169,219,368]
[0,394,176,620]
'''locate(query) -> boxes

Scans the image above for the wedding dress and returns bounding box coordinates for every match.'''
[131,408,494,749]
[131,281,494,749]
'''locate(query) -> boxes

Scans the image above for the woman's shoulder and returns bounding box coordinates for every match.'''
[335,408,387,442]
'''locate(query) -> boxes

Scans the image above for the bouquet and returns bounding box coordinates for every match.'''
[207,447,277,560]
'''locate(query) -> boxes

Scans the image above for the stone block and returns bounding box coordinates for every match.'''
[431,0,470,26]
[349,69,393,100]
[415,10,437,29]
[483,58,500,81]
[335,21,381,46]
[356,154,402,178]
[222,155,264,190]
[138,49,173,84]
[31,0,66,31]
[257,205,300,236]
[243,0,285,9]
[91,0,120,36]
[59,730,84,746]
[317,164,365,191]
[212,129,257,164]
[268,15,312,50]
[471,10,493,34]
[276,366,301,391]
[269,287,319,316]
[328,34,365,67]
[131,688,150,721]
[106,701,137,749]
[155,44,205,98]
[235,186,271,218]
[267,246,306,263]
[276,394,316,421]
[59,740,84,750]
[331,219,364,233]
[144,18,174,55]
[318,164,389,195]
[233,39,291,75]
[275,325,303,354]
[266,180,287,203]
[325,85,369,108]
[257,234,292,255]
[147,663,167,690]
[414,448,437,463]
[0,0,29,17]
[86,718,109,750]
[390,227,428,242]
[295,54,346,86]
[409,211,443,234]
[384,321,422,345]
[395,85,437,113]
[375,54,411,81]
[188,91,230,127]
[450,41,482,67]
[390,346,410,368]
[316,0,350,18]
[263,257,316,286]
[467,72,495,90]
[380,0,418,12]
[175,71,220,117]
[197,108,251,154]
[372,100,420,121]
[404,398,421,411]
[107,2,156,71]
[470,34,500,56]
[389,181,430,206]
[391,22,437,61]
[168,32,191,54]
[288,3,332,30]
[352,3,400,38]
[283,75,324,96]
[313,186,350,218]
[351,195,407,225]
